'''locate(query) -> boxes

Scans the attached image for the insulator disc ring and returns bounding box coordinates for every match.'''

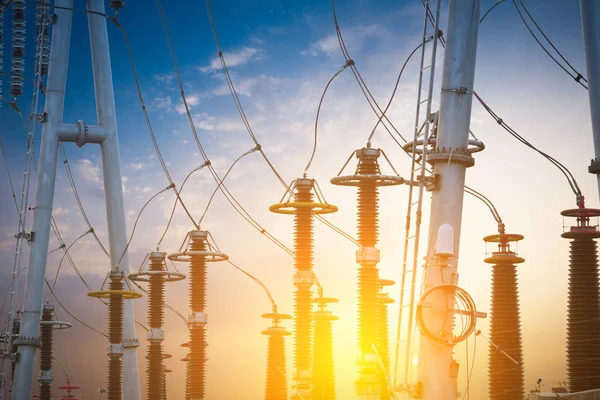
[261,313,292,320]
[269,201,338,215]
[39,320,72,330]
[483,233,524,243]
[561,208,600,218]
[403,138,485,155]
[128,271,186,282]
[378,279,395,287]
[330,174,404,187]
[167,250,228,263]
[87,290,142,299]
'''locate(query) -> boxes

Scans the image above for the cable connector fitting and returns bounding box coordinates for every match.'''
[356,246,380,264]
[343,59,355,68]
[293,270,314,288]
[188,312,207,327]
[38,370,53,382]
[146,328,165,342]
[589,158,600,175]
[107,343,124,356]
[122,338,140,348]
[75,120,88,148]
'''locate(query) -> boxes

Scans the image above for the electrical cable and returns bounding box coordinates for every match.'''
[474,92,582,204]
[0,139,20,218]
[50,229,92,291]
[44,279,107,339]
[156,162,210,250]
[512,0,588,89]
[60,144,110,258]
[480,0,507,23]
[305,61,351,174]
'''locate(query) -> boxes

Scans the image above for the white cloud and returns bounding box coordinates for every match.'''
[176,94,201,115]
[53,207,69,216]
[76,159,101,183]
[212,75,280,97]
[142,186,152,193]
[127,163,145,171]
[199,47,263,73]
[152,96,173,112]
[153,73,174,84]
[303,24,387,57]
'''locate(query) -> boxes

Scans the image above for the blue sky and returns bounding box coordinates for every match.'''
[0,0,596,398]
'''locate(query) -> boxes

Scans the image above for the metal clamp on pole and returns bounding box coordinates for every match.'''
[75,120,88,148]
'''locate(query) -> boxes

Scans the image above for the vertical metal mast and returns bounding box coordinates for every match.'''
[416,1,481,399]
[394,0,441,393]
[580,0,600,200]
[11,0,142,398]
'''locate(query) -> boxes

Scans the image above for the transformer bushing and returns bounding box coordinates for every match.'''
[312,296,338,400]
[483,233,525,400]
[10,0,26,97]
[57,380,81,400]
[88,271,142,400]
[376,279,395,399]
[38,304,72,400]
[331,147,403,397]
[262,312,292,400]
[270,178,338,399]
[561,206,600,392]
[129,252,185,400]
[169,230,228,400]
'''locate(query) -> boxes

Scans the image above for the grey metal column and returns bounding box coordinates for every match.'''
[11,0,74,398]
[416,1,481,399]
[580,0,600,200]
[87,0,141,398]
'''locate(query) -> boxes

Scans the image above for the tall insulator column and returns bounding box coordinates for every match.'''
[262,312,291,400]
[10,0,26,98]
[57,380,81,400]
[483,233,525,400]
[561,206,600,392]
[331,147,403,398]
[38,305,54,400]
[129,252,184,400]
[270,178,338,399]
[11,317,21,385]
[88,271,142,400]
[376,279,395,399]
[169,231,228,400]
[312,296,338,400]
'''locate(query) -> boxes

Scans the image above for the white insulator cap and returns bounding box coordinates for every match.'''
[436,224,455,256]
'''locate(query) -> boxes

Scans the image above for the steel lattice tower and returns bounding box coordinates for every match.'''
[169,230,228,400]
[312,296,338,400]
[484,233,525,400]
[561,206,600,392]
[129,253,184,400]
[270,178,337,399]
[262,312,291,400]
[331,147,403,398]
[376,279,394,399]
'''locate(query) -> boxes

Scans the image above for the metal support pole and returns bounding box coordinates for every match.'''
[416,1,481,399]
[580,0,600,200]
[87,0,141,398]
[11,0,73,398]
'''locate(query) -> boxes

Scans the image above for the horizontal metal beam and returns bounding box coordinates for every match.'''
[57,123,108,144]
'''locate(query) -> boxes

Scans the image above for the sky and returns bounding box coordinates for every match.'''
[0,0,596,398]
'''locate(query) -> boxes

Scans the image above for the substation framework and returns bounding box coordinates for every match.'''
[270,177,337,399]
[129,253,185,400]
[331,146,403,399]
[11,0,143,398]
[169,230,229,400]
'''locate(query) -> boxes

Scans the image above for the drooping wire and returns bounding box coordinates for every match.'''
[59,144,110,258]
[464,185,503,227]
[44,279,107,339]
[512,0,588,89]
[474,92,582,204]
[367,43,422,145]
[480,0,507,23]
[155,162,210,250]
[305,61,352,174]
[50,229,92,291]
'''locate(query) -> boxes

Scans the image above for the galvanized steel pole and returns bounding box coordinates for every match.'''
[10,0,73,398]
[416,1,481,399]
[580,0,600,200]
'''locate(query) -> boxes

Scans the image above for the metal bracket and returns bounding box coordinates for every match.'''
[30,112,47,123]
[15,231,34,243]
[107,343,124,356]
[13,336,41,348]
[75,120,89,148]
[121,338,140,349]
[427,147,475,167]
[589,158,600,174]
[441,87,471,95]
[188,312,207,327]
